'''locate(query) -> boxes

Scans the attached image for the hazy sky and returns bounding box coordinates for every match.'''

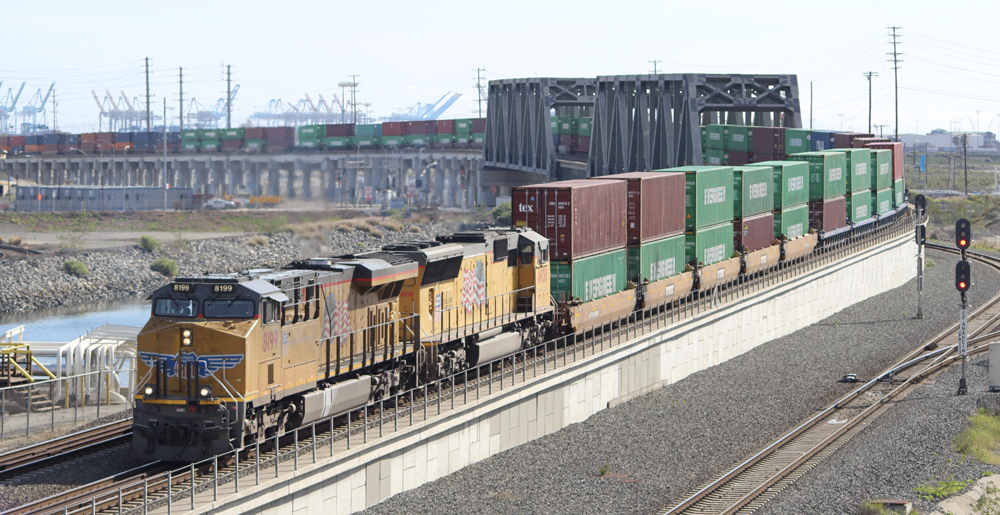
[4,0,997,137]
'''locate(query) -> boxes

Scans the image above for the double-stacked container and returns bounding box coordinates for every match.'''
[198,129,221,152]
[870,149,894,217]
[732,166,775,252]
[750,127,785,163]
[471,118,486,149]
[221,128,244,151]
[244,128,266,150]
[264,127,294,151]
[592,172,685,284]
[512,180,628,304]
[355,124,381,146]
[724,126,752,165]
[788,151,847,233]
[866,142,905,207]
[701,124,726,165]
[755,160,810,241]
[831,148,872,223]
[296,125,324,149]
[661,166,735,266]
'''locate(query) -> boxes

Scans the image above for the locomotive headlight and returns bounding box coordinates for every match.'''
[181,329,193,347]
[143,386,155,396]
[199,386,212,398]
[182,329,191,338]
[182,338,192,346]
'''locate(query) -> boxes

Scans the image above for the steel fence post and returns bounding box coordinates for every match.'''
[256,440,261,485]
[50,382,54,431]
[364,408,368,444]
[235,449,240,493]
[118,487,123,515]
[294,429,299,470]
[190,463,196,510]
[168,470,172,515]
[275,433,280,478]
[313,423,317,463]
[214,455,218,501]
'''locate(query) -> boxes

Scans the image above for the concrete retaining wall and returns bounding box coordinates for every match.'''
[192,231,916,515]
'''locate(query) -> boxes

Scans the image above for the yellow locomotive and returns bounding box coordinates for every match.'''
[132,227,551,461]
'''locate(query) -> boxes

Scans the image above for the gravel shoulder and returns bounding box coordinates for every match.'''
[360,249,1000,515]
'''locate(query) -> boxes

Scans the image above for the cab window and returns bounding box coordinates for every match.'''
[520,244,534,264]
[154,298,198,318]
[204,299,255,319]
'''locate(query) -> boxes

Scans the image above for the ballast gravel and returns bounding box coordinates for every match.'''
[360,249,1000,515]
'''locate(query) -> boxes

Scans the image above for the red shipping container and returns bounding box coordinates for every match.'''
[727,151,750,166]
[402,121,427,135]
[750,152,782,163]
[574,135,591,152]
[245,127,265,139]
[512,180,627,260]
[559,135,573,147]
[0,137,8,146]
[833,132,873,149]
[751,127,785,155]
[851,137,889,148]
[9,136,25,146]
[222,139,242,151]
[424,121,438,135]
[472,118,486,132]
[809,197,847,233]
[382,122,403,136]
[326,124,355,137]
[867,142,904,181]
[735,212,775,252]
[42,144,59,154]
[436,120,456,134]
[95,141,114,151]
[264,127,294,147]
[80,133,96,143]
[590,171,685,243]
[80,142,96,152]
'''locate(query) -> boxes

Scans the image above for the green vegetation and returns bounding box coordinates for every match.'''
[974,484,1000,515]
[168,233,192,252]
[597,461,610,476]
[954,408,1000,465]
[62,259,89,277]
[915,477,974,501]
[138,235,161,252]
[857,501,922,515]
[925,258,936,268]
[150,258,179,277]
[492,201,512,226]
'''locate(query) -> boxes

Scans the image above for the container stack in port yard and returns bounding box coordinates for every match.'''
[591,172,686,284]
[731,166,775,252]
[512,180,628,304]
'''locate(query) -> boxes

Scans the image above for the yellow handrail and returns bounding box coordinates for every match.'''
[31,357,55,379]
[9,361,32,383]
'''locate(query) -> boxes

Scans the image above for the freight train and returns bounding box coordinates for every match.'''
[132,152,909,462]
[0,118,486,156]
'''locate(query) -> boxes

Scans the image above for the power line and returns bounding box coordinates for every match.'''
[887,26,903,142]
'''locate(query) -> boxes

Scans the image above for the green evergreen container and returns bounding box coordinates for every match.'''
[325,137,351,148]
[403,135,430,146]
[773,204,809,240]
[627,234,685,283]
[785,129,811,154]
[685,222,735,266]
[893,179,905,207]
[550,249,627,303]
[380,136,402,146]
[831,148,871,193]
[754,160,809,209]
[356,137,376,146]
[733,166,774,218]
[298,139,320,148]
[663,165,734,230]
[181,129,199,140]
[297,125,324,139]
[873,188,893,216]
[221,128,244,140]
[455,119,474,133]
[244,139,266,150]
[787,151,846,201]
[724,126,752,152]
[703,149,725,166]
[703,125,725,150]
[437,135,454,144]
[181,141,199,150]
[846,190,872,222]
[199,140,220,151]
[572,118,592,137]
[871,149,892,190]
[551,117,560,135]
[198,129,221,140]
[472,133,485,143]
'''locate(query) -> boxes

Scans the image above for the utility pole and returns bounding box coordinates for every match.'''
[350,75,359,124]
[226,65,232,129]
[964,133,969,195]
[145,57,151,131]
[863,71,878,133]
[649,60,661,74]
[52,89,56,131]
[474,68,486,118]
[875,124,888,138]
[179,67,184,132]
[887,26,903,142]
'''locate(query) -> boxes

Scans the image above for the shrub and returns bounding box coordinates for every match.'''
[491,202,512,226]
[408,225,422,233]
[150,258,179,277]
[9,236,21,246]
[248,235,270,246]
[138,235,161,252]
[63,259,89,277]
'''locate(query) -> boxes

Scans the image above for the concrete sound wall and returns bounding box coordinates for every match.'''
[196,231,916,515]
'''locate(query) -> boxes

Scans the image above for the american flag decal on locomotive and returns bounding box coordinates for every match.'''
[461,261,487,313]
[321,291,351,340]
[138,351,244,378]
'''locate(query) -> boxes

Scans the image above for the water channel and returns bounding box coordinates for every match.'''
[0,296,151,342]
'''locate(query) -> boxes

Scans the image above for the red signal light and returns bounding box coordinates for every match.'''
[960,239,967,247]
[959,281,967,289]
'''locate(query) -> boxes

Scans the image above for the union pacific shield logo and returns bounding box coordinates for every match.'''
[139,351,244,378]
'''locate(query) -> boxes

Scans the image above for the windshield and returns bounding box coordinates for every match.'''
[154,298,198,318]
[204,299,255,319]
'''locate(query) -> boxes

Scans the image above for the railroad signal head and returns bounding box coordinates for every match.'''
[915,225,926,246]
[915,194,927,218]
[956,260,971,293]
[956,219,972,250]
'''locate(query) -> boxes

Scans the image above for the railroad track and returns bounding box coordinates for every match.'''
[0,420,132,480]
[4,215,914,515]
[658,242,1000,515]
